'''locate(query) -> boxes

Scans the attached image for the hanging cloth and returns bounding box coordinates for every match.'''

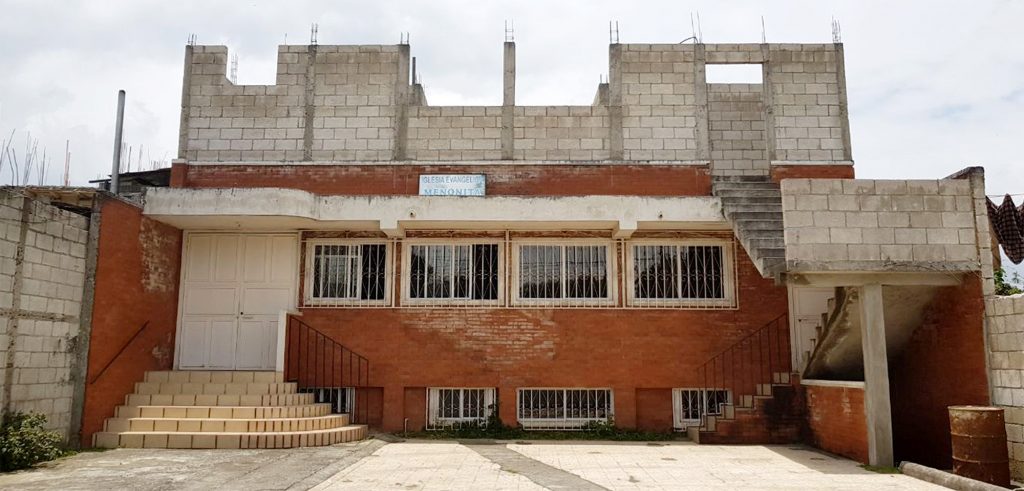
[987,194,1024,264]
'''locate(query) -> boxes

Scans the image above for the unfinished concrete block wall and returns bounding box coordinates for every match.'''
[708,83,767,175]
[512,106,611,161]
[986,295,1024,479]
[0,191,89,437]
[618,44,698,161]
[767,44,848,163]
[780,179,979,271]
[310,45,400,161]
[179,42,850,168]
[406,106,502,160]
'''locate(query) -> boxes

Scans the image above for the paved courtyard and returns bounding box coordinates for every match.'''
[0,439,946,490]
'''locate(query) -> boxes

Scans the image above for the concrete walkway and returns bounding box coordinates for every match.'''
[0,439,947,490]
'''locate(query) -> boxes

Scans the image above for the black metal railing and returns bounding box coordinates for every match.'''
[695,312,790,429]
[284,315,370,423]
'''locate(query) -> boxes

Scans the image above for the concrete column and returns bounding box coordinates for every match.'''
[833,43,853,161]
[859,283,894,467]
[608,44,624,160]
[760,44,778,163]
[501,42,515,160]
[176,45,194,160]
[302,45,318,161]
[393,44,411,161]
[693,44,710,163]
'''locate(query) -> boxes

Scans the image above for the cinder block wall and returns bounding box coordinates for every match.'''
[987,294,1024,480]
[780,178,980,271]
[0,191,89,438]
[179,42,851,174]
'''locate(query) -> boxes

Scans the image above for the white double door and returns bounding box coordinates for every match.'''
[177,233,298,370]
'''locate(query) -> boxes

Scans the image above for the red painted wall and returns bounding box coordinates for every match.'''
[295,245,788,432]
[890,277,990,468]
[80,196,183,446]
[803,383,869,463]
[771,164,855,183]
[172,163,713,196]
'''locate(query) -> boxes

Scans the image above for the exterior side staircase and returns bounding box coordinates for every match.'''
[93,371,367,449]
[712,176,786,279]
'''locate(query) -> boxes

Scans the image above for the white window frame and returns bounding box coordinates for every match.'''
[401,239,504,307]
[511,240,617,307]
[516,388,614,430]
[303,239,392,306]
[672,388,732,430]
[625,239,736,308]
[426,387,496,429]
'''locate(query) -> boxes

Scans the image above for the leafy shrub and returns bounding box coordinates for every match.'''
[996,268,1024,296]
[0,412,67,472]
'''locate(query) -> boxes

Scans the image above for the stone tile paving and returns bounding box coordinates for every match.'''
[506,441,948,490]
[0,439,950,491]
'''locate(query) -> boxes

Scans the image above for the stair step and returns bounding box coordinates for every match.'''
[720,196,783,206]
[714,189,782,198]
[125,392,315,407]
[755,247,786,258]
[116,404,333,419]
[104,414,350,433]
[712,182,780,191]
[733,221,778,232]
[93,424,368,449]
[772,372,792,384]
[133,381,297,396]
[741,238,785,250]
[145,371,284,384]
[712,175,772,183]
[728,211,783,221]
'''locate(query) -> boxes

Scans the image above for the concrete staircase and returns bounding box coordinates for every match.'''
[712,176,786,279]
[687,372,803,444]
[92,371,367,449]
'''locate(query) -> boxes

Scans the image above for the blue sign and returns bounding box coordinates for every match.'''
[418,174,486,196]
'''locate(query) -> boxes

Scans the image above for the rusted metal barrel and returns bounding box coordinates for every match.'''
[948,405,1010,487]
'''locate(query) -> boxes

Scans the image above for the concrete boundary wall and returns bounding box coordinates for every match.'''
[986,294,1024,480]
[0,190,89,439]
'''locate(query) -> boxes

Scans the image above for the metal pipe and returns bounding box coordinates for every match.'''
[110,90,125,194]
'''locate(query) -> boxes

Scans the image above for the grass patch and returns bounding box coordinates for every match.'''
[860,464,900,474]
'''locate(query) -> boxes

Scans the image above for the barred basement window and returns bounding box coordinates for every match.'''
[672,388,731,430]
[300,387,355,414]
[426,388,496,429]
[515,243,612,306]
[517,388,613,430]
[629,241,735,308]
[306,241,388,306]
[407,243,500,304]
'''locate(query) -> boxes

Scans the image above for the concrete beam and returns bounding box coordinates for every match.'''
[143,188,728,232]
[785,272,963,287]
[859,283,894,467]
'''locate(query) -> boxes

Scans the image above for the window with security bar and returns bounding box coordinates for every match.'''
[515,243,613,306]
[517,388,613,430]
[407,243,500,305]
[629,242,735,308]
[426,388,496,429]
[672,388,731,430]
[306,241,389,306]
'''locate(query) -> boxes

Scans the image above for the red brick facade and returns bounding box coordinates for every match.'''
[297,245,789,432]
[890,277,990,468]
[770,164,855,183]
[803,383,869,463]
[81,197,183,446]
[170,163,713,196]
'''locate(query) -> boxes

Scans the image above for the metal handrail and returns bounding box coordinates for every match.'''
[284,315,371,423]
[89,321,150,385]
[696,312,789,429]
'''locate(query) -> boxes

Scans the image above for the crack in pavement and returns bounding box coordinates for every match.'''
[464,444,609,491]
